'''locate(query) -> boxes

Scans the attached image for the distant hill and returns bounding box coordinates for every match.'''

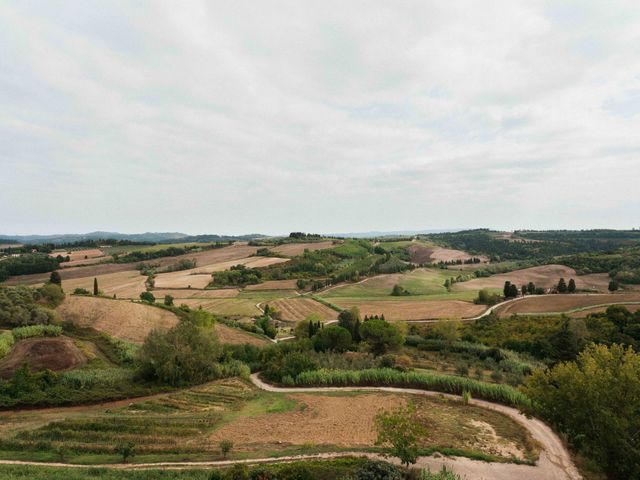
[326,228,464,238]
[0,231,268,245]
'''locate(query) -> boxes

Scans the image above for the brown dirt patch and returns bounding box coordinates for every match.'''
[408,244,435,264]
[61,270,147,298]
[245,280,299,291]
[151,288,240,299]
[215,323,268,346]
[178,298,261,317]
[211,393,407,448]
[429,248,489,263]
[57,296,179,343]
[270,241,335,257]
[454,265,606,292]
[0,336,86,378]
[53,248,104,262]
[495,293,640,317]
[267,298,339,323]
[331,299,485,321]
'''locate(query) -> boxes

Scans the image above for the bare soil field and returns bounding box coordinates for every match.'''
[270,241,336,257]
[408,245,488,265]
[154,257,290,289]
[568,303,640,317]
[2,263,135,286]
[330,299,485,321]
[494,293,640,317]
[178,298,262,317]
[244,280,299,291]
[53,248,105,262]
[61,270,147,298]
[214,323,268,346]
[60,255,113,268]
[266,298,339,322]
[151,288,240,298]
[209,392,532,461]
[0,336,86,378]
[408,244,435,264]
[57,296,179,343]
[453,265,608,292]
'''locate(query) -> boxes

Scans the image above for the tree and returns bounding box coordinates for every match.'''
[431,319,460,345]
[609,280,619,292]
[338,306,360,336]
[557,277,567,293]
[136,321,221,386]
[93,277,99,296]
[375,402,426,466]
[521,284,527,297]
[140,291,155,303]
[164,294,174,306]
[38,283,65,308]
[567,278,576,293]
[49,271,61,286]
[527,282,536,295]
[360,319,403,355]
[523,344,640,479]
[391,284,410,296]
[219,439,233,459]
[294,313,322,339]
[114,442,135,463]
[312,325,352,352]
[503,281,512,298]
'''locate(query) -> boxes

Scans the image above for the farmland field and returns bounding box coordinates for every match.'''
[494,292,640,317]
[178,298,262,317]
[214,323,269,346]
[453,265,610,293]
[270,240,335,256]
[60,270,147,298]
[328,298,486,321]
[0,336,86,378]
[151,288,240,298]
[244,279,299,290]
[57,296,179,343]
[266,298,339,323]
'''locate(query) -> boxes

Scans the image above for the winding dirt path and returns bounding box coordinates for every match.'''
[0,375,581,480]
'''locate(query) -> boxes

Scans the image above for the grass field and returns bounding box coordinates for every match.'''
[214,323,269,346]
[102,242,215,256]
[322,268,473,299]
[327,298,485,321]
[0,378,536,465]
[60,270,147,298]
[57,296,179,343]
[178,298,262,317]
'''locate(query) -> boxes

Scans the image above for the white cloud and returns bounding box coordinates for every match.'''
[0,0,639,234]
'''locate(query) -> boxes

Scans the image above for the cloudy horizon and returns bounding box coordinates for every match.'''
[1,1,639,236]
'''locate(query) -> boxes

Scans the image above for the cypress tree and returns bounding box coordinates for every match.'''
[503,281,512,298]
[568,278,576,293]
[557,278,568,293]
[93,277,99,296]
[49,271,62,286]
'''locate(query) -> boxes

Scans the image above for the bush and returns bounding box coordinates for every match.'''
[356,460,402,480]
[312,325,352,352]
[0,331,15,358]
[139,291,155,303]
[38,283,65,308]
[73,288,90,295]
[11,324,62,340]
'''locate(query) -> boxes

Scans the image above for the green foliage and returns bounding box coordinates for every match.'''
[49,271,61,285]
[0,253,59,282]
[420,467,463,480]
[11,324,62,340]
[164,294,174,306]
[163,259,197,272]
[219,439,234,458]
[0,331,15,358]
[0,285,58,327]
[114,442,135,462]
[211,264,262,287]
[391,284,410,296]
[474,288,500,305]
[356,460,402,480]
[38,283,65,308]
[136,321,222,386]
[375,402,426,466]
[360,319,403,355]
[139,291,155,303]
[523,343,640,479]
[93,277,99,296]
[73,287,90,295]
[295,368,532,408]
[312,325,352,352]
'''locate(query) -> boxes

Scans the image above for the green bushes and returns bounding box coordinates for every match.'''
[59,368,135,389]
[294,368,532,408]
[11,324,62,340]
[0,331,14,358]
[0,285,58,327]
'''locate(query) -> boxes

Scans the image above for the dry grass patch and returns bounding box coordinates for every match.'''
[152,288,240,299]
[454,264,607,292]
[245,280,299,291]
[178,298,261,317]
[57,296,178,343]
[331,299,485,321]
[495,293,640,317]
[215,323,268,346]
[270,241,335,257]
[0,336,86,378]
[267,298,339,323]
[62,270,147,298]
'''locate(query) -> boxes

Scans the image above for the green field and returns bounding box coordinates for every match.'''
[102,242,215,256]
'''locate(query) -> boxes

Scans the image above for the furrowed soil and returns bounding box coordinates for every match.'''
[57,296,178,343]
[266,298,339,323]
[329,299,485,321]
[0,336,86,378]
[214,323,268,346]
[453,265,610,292]
[494,292,640,317]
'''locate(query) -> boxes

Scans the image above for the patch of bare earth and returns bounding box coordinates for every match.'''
[429,248,489,263]
[215,323,268,346]
[0,336,86,378]
[211,394,407,449]
[331,299,485,321]
[61,270,147,298]
[495,293,640,317]
[57,296,178,343]
[270,241,335,257]
[267,298,339,323]
[454,264,607,292]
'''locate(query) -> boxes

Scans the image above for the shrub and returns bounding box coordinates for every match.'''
[11,324,62,340]
[139,291,155,303]
[0,331,15,358]
[219,439,233,458]
[73,288,90,295]
[356,460,402,480]
[312,325,352,352]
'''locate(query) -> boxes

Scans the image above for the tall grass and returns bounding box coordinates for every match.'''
[295,368,532,409]
[59,368,135,389]
[0,331,14,358]
[11,324,63,340]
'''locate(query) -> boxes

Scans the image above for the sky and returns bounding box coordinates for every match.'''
[1,0,639,236]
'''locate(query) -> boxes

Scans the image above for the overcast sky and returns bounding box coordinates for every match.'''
[1,1,639,236]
